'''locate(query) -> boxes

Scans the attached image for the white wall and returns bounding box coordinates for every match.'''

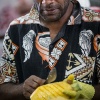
[78,0,90,8]
[0,0,17,12]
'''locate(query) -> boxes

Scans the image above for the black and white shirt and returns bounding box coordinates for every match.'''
[0,2,100,85]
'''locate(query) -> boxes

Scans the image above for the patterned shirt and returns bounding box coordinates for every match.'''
[0,2,100,85]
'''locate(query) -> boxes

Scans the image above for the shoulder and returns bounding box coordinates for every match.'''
[10,13,40,26]
[81,7,100,22]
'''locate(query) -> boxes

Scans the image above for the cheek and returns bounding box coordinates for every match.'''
[58,0,67,9]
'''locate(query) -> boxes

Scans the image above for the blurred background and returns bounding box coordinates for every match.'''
[0,0,100,56]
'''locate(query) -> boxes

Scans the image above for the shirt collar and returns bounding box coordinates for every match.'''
[28,1,82,25]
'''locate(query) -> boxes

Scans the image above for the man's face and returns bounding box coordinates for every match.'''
[34,0,70,22]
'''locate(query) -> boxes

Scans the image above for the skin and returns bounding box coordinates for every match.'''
[0,0,74,100]
[1,0,99,100]
[24,1,100,99]
[37,0,74,41]
[0,75,45,100]
[39,0,70,22]
[23,75,45,99]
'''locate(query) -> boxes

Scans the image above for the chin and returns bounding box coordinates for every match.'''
[44,18,59,22]
[41,14,62,22]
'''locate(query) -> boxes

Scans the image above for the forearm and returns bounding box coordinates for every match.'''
[0,83,27,100]
[93,85,100,100]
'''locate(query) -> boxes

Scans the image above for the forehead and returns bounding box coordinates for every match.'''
[33,0,68,3]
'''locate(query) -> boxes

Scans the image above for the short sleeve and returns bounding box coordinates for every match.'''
[95,24,100,83]
[0,27,19,84]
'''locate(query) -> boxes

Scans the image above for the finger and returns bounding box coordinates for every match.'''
[30,80,39,89]
[23,90,31,99]
[24,85,35,94]
[30,75,46,86]
[25,77,39,88]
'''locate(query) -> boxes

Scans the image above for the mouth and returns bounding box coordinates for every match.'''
[42,8,59,15]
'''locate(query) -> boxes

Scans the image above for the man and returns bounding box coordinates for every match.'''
[0,0,100,100]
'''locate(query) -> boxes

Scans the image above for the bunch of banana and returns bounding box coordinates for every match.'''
[30,74,95,100]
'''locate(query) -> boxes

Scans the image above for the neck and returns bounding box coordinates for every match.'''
[40,2,74,40]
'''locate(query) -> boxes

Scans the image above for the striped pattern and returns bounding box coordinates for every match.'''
[30,82,72,100]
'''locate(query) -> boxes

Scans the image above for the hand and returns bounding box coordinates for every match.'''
[23,75,45,99]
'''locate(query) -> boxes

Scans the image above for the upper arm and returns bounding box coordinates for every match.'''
[0,26,19,84]
[95,23,100,84]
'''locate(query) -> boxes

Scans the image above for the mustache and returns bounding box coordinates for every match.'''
[40,4,61,11]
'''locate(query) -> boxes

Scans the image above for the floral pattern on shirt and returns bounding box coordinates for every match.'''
[0,33,18,84]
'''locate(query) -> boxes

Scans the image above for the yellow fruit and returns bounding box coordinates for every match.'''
[30,81,74,100]
[30,75,95,100]
[51,96,68,100]
[77,81,95,99]
[64,74,74,84]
